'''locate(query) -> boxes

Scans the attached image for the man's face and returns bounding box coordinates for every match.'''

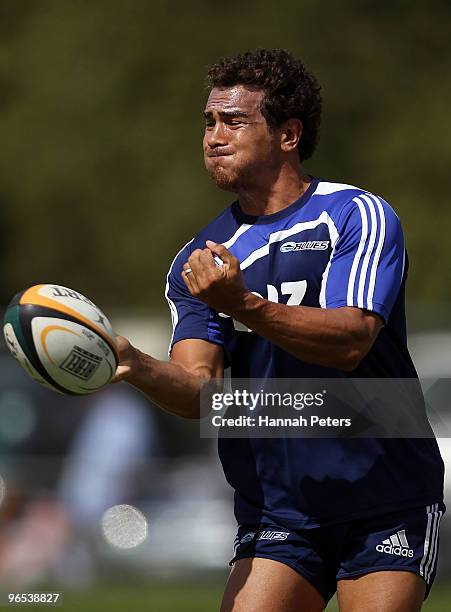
[203,85,280,192]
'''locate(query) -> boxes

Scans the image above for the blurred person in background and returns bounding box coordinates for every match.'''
[109,49,445,611]
[0,351,157,588]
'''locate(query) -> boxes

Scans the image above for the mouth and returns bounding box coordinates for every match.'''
[206,150,233,158]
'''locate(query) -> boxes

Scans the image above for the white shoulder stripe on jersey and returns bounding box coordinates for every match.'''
[222,223,253,249]
[346,195,387,311]
[313,181,363,196]
[347,197,368,306]
[367,195,387,311]
[165,238,194,353]
[240,211,339,271]
[358,195,378,308]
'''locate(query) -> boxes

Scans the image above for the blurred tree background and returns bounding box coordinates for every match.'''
[0,0,450,318]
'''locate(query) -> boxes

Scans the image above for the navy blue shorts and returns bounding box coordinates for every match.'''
[230,502,446,604]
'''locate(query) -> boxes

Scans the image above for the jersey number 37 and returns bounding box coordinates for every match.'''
[219,280,307,332]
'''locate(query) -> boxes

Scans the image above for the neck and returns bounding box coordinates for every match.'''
[236,161,312,216]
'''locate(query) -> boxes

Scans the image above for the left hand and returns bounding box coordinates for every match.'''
[182,240,249,314]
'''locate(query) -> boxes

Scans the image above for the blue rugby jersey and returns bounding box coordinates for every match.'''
[166,179,444,528]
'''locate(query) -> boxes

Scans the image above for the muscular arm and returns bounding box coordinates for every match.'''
[229,295,382,371]
[182,242,383,372]
[114,337,223,419]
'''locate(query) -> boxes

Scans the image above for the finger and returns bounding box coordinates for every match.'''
[187,249,210,287]
[198,248,218,271]
[181,269,194,293]
[205,240,235,266]
[182,268,200,295]
[188,249,202,269]
[187,249,203,275]
[111,365,131,384]
[115,334,131,353]
[198,249,226,282]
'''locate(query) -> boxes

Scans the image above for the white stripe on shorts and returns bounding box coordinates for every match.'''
[420,503,442,583]
[426,507,443,583]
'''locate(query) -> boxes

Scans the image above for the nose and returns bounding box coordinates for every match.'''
[205,121,228,149]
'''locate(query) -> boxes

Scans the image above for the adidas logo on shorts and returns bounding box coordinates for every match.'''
[376,529,414,558]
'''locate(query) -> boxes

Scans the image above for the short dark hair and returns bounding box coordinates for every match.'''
[207,49,322,162]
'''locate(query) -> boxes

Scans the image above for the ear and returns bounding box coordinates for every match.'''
[280,118,303,153]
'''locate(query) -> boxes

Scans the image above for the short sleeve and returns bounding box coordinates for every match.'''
[165,241,224,354]
[321,193,405,323]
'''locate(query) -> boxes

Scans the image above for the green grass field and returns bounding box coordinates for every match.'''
[5,582,450,611]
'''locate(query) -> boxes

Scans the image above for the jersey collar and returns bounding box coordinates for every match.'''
[231,177,319,225]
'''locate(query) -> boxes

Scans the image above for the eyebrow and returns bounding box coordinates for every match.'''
[203,110,250,119]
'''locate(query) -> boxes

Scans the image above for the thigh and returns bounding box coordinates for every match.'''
[335,501,446,611]
[221,558,326,612]
[337,570,426,612]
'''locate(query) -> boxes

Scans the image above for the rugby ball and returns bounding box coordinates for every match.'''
[2,284,118,395]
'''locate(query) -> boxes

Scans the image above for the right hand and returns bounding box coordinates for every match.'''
[110,335,139,383]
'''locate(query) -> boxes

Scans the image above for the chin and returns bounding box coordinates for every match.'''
[209,168,239,192]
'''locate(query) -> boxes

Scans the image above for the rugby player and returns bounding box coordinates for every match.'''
[113,49,445,611]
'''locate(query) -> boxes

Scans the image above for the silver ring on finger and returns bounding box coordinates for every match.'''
[185,267,193,275]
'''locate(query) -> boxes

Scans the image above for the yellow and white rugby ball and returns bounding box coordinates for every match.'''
[3,284,118,395]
